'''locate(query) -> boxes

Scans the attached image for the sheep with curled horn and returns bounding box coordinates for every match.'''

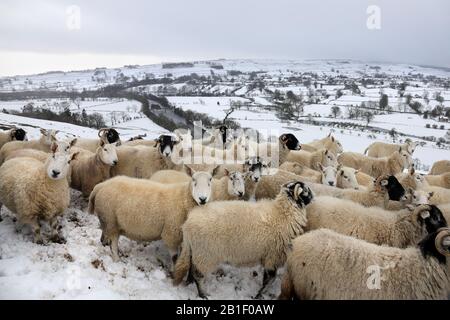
[0,126,27,150]
[279,205,450,300]
[75,128,121,153]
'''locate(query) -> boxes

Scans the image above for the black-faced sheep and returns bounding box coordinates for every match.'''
[75,128,121,152]
[0,127,27,149]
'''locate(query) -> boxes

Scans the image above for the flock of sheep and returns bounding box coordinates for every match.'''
[0,124,449,300]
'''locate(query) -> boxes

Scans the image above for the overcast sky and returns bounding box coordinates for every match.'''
[0,0,449,76]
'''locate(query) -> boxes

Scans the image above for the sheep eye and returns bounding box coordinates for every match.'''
[413,196,416,199]
[104,148,107,151]
[344,175,348,179]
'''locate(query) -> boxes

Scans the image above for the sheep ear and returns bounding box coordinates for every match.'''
[153,139,160,147]
[40,128,47,135]
[317,163,324,172]
[211,165,220,177]
[50,142,58,153]
[420,210,430,219]
[324,149,329,155]
[69,138,77,147]
[70,152,80,162]
[184,165,195,177]
[224,168,230,176]
[331,136,335,142]
[99,139,105,147]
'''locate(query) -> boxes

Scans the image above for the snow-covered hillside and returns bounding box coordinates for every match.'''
[0,58,449,300]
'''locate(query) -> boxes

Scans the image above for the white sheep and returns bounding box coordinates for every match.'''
[0,127,27,149]
[173,181,314,298]
[279,220,450,299]
[0,144,79,243]
[430,160,450,175]
[69,140,118,197]
[75,128,121,153]
[305,197,433,247]
[287,149,338,170]
[89,165,234,263]
[278,161,322,180]
[338,147,412,177]
[364,139,417,158]
[336,166,360,189]
[0,128,59,165]
[150,169,246,200]
[301,134,344,154]
[425,172,450,189]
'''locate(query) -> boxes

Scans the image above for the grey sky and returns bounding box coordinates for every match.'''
[0,0,449,76]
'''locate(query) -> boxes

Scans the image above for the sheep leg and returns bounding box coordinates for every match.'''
[255,269,276,299]
[110,234,121,262]
[49,216,66,244]
[30,218,44,245]
[191,264,208,299]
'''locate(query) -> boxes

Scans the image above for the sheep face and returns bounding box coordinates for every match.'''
[280,133,301,151]
[284,181,314,208]
[379,176,405,201]
[398,148,412,169]
[338,167,359,189]
[40,129,58,145]
[416,205,447,234]
[323,150,338,167]
[225,170,245,198]
[155,135,179,158]
[411,189,433,206]
[174,129,192,151]
[318,163,337,187]
[184,165,215,205]
[106,128,120,145]
[11,128,27,141]
[46,151,78,180]
[244,156,269,182]
[98,141,118,166]
[405,140,417,155]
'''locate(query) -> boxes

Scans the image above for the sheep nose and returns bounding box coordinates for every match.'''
[296,144,302,150]
[52,170,60,177]
[199,197,207,205]
[253,177,260,182]
[238,191,243,197]
[328,181,334,186]
[113,160,118,166]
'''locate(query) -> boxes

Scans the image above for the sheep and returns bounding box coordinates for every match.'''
[425,172,450,189]
[430,160,450,175]
[69,140,118,197]
[279,207,450,300]
[75,128,121,153]
[307,175,406,209]
[301,133,344,155]
[278,161,322,180]
[336,166,360,189]
[173,181,314,298]
[150,169,246,200]
[88,165,234,263]
[338,147,412,178]
[287,149,338,170]
[305,197,435,247]
[0,144,79,244]
[0,128,59,165]
[111,134,179,179]
[0,127,27,149]
[241,156,268,201]
[397,166,450,205]
[4,148,48,163]
[364,138,417,158]
[243,133,301,167]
